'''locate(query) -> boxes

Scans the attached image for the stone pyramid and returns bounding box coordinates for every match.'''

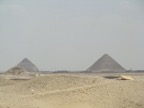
[6,66,27,75]
[87,54,125,72]
[17,58,39,72]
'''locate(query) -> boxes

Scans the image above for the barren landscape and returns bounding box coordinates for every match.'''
[1,0,144,107]
[0,72,144,108]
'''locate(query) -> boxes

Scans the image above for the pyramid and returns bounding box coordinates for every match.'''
[87,54,125,72]
[6,66,27,75]
[17,58,39,72]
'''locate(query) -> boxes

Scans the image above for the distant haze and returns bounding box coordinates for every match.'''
[0,0,144,71]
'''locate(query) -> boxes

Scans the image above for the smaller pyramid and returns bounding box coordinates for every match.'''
[17,58,39,72]
[6,66,27,75]
[87,54,125,72]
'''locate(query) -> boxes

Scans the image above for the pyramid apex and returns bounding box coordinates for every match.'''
[23,58,29,60]
[104,53,108,55]
[21,58,31,62]
[103,54,110,57]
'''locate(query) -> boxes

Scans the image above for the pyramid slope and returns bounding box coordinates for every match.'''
[17,58,39,72]
[87,54,125,72]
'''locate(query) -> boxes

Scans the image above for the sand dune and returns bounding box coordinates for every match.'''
[0,73,144,108]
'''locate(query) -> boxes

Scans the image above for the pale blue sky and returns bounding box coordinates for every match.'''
[0,0,144,71]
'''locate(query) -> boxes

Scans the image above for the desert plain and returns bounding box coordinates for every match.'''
[0,72,144,108]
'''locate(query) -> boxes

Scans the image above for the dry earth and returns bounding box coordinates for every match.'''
[0,73,144,108]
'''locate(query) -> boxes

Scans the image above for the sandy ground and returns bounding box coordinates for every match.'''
[0,73,144,108]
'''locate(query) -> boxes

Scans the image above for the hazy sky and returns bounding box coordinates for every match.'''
[0,0,144,71]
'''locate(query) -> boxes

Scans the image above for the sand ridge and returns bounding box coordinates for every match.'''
[0,73,144,108]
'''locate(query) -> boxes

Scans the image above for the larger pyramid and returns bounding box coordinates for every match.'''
[17,58,39,72]
[87,54,125,72]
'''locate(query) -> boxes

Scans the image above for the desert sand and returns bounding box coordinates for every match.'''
[0,73,144,108]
